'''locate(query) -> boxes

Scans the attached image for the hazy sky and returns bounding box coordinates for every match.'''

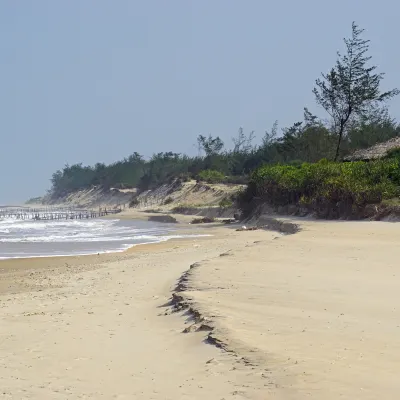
[1,0,399,203]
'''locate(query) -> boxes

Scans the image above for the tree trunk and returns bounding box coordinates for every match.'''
[334,127,344,162]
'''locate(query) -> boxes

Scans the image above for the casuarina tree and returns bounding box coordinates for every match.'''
[313,22,399,161]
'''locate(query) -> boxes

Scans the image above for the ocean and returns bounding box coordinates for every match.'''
[0,215,196,259]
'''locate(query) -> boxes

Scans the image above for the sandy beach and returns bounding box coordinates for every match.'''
[1,213,400,399]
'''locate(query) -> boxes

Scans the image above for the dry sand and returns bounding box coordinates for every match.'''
[1,215,400,399]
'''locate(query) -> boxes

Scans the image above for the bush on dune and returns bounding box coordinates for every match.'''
[197,170,225,184]
[239,159,400,217]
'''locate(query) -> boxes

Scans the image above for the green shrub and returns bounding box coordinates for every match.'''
[129,197,140,208]
[385,147,400,160]
[197,170,225,184]
[26,196,43,205]
[163,197,174,205]
[239,159,400,217]
[222,175,248,185]
[177,172,192,182]
[219,197,233,209]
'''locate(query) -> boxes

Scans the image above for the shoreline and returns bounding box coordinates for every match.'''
[0,209,209,269]
[0,233,212,262]
[0,210,218,297]
[0,232,217,297]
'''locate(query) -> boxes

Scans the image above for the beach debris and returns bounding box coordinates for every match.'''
[190,217,215,224]
[221,218,236,224]
[23,311,45,317]
[236,226,259,231]
[148,215,178,223]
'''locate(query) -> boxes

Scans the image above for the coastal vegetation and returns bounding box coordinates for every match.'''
[49,106,399,199]
[47,23,400,218]
[313,23,399,161]
[238,158,400,218]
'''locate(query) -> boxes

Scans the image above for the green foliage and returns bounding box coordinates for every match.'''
[137,152,191,191]
[313,22,399,160]
[171,204,204,214]
[163,197,174,205]
[129,197,139,208]
[345,106,400,152]
[48,111,400,200]
[197,170,225,184]
[26,196,43,205]
[176,173,192,183]
[219,197,234,209]
[51,153,145,197]
[275,110,337,162]
[48,107,399,199]
[384,148,400,161]
[222,175,249,185]
[197,135,224,156]
[239,160,400,217]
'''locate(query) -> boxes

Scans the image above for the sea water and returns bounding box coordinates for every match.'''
[0,215,193,259]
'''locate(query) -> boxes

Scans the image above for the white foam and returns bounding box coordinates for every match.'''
[0,211,210,259]
[0,234,211,259]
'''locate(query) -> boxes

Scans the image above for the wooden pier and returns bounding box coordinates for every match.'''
[0,206,122,221]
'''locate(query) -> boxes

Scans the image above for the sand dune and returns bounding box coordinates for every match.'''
[1,217,400,398]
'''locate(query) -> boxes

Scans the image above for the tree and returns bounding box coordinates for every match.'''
[313,22,399,161]
[197,134,224,156]
[262,120,278,148]
[277,121,303,162]
[346,105,400,151]
[127,152,144,164]
[232,127,255,153]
